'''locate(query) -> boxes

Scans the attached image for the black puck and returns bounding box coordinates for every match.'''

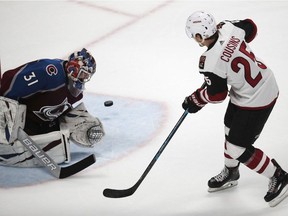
[104,100,113,107]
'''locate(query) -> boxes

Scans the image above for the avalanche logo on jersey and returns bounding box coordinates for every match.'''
[46,64,58,76]
[33,98,71,121]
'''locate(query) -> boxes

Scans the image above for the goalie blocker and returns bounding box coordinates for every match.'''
[0,97,104,167]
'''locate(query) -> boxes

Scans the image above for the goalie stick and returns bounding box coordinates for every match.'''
[17,127,96,178]
[103,109,189,198]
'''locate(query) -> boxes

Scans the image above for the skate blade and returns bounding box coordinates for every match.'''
[269,185,288,207]
[208,180,238,193]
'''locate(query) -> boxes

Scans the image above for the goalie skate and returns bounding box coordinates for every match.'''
[208,164,240,193]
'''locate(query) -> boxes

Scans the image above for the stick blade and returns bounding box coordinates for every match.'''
[59,154,96,179]
[103,187,136,198]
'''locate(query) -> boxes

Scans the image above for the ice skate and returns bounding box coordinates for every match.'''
[264,159,288,207]
[208,164,240,192]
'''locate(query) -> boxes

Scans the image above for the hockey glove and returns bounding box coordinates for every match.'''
[182,89,207,113]
[59,102,105,148]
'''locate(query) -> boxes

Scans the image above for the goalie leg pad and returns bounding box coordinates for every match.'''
[60,102,105,148]
[0,96,26,144]
[0,130,70,167]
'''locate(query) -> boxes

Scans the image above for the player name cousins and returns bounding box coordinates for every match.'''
[220,36,241,62]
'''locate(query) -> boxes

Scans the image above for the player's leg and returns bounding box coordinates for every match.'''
[208,102,242,192]
[224,141,288,207]
[225,102,279,180]
[209,101,288,206]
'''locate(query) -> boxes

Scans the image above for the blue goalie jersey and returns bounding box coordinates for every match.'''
[0,59,83,135]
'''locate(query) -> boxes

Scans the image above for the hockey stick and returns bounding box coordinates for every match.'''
[17,127,96,178]
[103,109,189,198]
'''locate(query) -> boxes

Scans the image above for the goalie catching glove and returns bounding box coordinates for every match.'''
[182,88,207,113]
[60,102,105,147]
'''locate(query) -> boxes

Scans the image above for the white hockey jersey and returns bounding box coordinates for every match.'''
[199,21,278,109]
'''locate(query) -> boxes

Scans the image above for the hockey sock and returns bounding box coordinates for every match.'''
[238,147,276,178]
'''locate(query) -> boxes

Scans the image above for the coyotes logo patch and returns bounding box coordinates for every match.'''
[199,56,206,69]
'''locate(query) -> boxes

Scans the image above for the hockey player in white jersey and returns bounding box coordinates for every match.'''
[182,11,288,207]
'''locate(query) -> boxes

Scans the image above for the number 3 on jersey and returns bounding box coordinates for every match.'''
[231,42,267,88]
[24,72,39,86]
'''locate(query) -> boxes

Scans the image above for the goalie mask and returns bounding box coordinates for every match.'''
[66,48,96,97]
